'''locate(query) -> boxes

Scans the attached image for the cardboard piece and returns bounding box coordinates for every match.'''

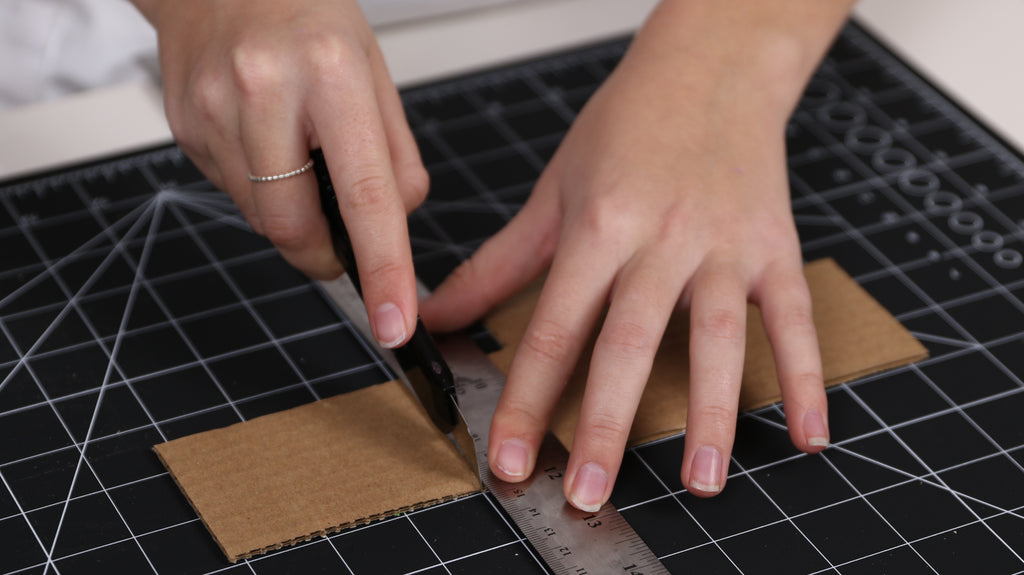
[153,380,480,562]
[485,258,928,448]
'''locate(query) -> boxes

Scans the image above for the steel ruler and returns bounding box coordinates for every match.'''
[321,277,669,575]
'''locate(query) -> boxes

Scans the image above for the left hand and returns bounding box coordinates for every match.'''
[421,1,837,511]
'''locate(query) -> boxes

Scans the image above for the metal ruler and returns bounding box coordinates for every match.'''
[321,277,669,575]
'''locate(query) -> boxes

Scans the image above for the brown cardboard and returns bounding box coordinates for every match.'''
[153,380,480,562]
[485,258,928,448]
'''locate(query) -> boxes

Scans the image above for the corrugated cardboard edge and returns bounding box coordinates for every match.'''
[231,493,478,562]
[151,446,233,560]
[153,449,480,563]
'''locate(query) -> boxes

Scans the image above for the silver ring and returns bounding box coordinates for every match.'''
[248,158,314,182]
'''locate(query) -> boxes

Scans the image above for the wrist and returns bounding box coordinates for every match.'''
[626,0,853,125]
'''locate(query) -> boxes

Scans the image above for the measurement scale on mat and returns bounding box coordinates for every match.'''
[321,279,669,575]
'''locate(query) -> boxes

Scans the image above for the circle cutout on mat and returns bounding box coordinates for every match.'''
[994,249,1023,269]
[923,191,962,215]
[948,211,984,235]
[845,125,893,154]
[817,101,867,131]
[872,148,916,174]
[972,230,1004,252]
[898,168,940,196]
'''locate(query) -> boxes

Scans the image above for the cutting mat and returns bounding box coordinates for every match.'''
[2,22,1024,574]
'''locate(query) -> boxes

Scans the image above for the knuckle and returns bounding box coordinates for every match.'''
[495,397,546,431]
[343,173,395,214]
[599,320,654,359]
[521,319,575,366]
[583,411,630,446]
[361,257,406,286]
[303,33,359,79]
[693,404,738,435]
[696,308,745,344]
[260,215,312,251]
[657,203,694,243]
[788,370,824,390]
[578,195,631,239]
[230,44,288,99]
[188,67,231,118]
[779,303,816,334]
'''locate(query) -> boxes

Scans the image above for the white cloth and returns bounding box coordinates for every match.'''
[0,0,158,110]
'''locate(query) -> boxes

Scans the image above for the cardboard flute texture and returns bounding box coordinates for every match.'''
[155,257,926,561]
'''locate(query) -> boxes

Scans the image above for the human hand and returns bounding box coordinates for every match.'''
[421,1,854,510]
[133,0,427,348]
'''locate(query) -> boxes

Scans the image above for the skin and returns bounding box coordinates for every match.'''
[131,0,855,510]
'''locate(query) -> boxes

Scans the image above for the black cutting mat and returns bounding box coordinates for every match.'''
[2,21,1024,575]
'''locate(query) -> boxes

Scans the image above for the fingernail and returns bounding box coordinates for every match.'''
[569,462,608,513]
[804,409,829,447]
[690,446,722,493]
[374,302,407,348]
[495,439,530,477]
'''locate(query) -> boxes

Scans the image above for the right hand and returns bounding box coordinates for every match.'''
[140,0,428,348]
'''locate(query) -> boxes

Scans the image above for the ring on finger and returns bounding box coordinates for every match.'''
[248,158,314,182]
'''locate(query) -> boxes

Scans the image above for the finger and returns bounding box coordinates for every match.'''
[563,244,689,512]
[206,136,261,229]
[308,52,417,348]
[680,260,748,497]
[236,57,342,281]
[184,140,226,199]
[172,76,257,227]
[488,218,619,483]
[754,259,828,452]
[420,176,561,332]
[368,45,429,213]
[177,59,264,230]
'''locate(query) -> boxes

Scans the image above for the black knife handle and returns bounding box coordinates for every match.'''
[312,149,361,296]
[311,148,458,428]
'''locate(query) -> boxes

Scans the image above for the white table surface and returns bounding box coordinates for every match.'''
[0,0,1021,181]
